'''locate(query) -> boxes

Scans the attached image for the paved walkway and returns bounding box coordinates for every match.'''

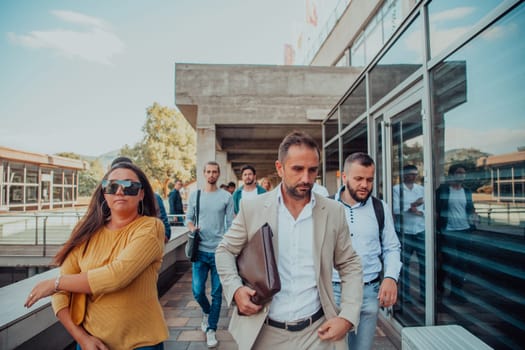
[159,263,397,349]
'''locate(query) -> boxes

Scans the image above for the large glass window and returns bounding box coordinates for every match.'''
[9,185,23,204]
[324,112,339,144]
[9,162,24,183]
[342,118,367,160]
[431,4,525,348]
[390,102,425,327]
[428,0,504,59]
[350,32,366,68]
[325,139,340,195]
[341,79,366,130]
[26,186,38,203]
[383,0,403,41]
[369,15,423,107]
[26,166,38,184]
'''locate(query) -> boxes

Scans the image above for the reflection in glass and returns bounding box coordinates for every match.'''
[27,166,38,184]
[431,4,525,348]
[375,117,384,200]
[26,187,38,203]
[341,79,366,130]
[428,0,503,59]
[53,187,63,203]
[54,170,63,185]
[390,102,425,327]
[325,140,340,194]
[324,112,339,144]
[9,163,24,183]
[9,186,23,204]
[369,15,423,106]
[350,33,365,68]
[342,118,367,159]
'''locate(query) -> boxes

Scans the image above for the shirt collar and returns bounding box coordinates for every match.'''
[277,183,317,208]
[335,185,368,209]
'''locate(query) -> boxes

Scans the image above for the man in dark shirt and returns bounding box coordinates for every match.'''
[169,180,185,226]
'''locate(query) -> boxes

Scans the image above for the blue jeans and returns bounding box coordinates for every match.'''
[333,280,379,350]
[192,250,223,331]
[76,343,164,350]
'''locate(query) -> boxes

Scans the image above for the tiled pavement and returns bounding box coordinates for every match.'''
[160,262,397,349]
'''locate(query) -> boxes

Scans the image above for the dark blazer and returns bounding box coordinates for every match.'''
[168,189,184,215]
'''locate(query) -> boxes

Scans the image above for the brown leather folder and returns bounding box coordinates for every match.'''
[236,223,281,305]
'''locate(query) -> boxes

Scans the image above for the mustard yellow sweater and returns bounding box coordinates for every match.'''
[52,216,168,350]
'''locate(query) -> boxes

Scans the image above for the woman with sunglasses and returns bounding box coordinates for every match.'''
[24,162,168,350]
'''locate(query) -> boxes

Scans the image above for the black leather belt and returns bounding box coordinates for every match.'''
[266,308,324,332]
[364,276,381,285]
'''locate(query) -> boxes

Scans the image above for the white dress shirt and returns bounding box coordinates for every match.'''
[268,187,322,322]
[332,186,402,283]
[392,182,425,234]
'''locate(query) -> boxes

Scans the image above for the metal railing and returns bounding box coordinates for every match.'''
[0,212,187,257]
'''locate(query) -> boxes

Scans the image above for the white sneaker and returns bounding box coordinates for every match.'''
[206,329,218,348]
[201,313,209,332]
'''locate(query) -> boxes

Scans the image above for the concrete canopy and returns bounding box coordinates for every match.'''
[175,63,360,182]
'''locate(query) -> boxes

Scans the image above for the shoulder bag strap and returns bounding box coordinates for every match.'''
[195,190,201,227]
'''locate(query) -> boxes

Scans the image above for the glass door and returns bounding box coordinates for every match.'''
[389,101,426,327]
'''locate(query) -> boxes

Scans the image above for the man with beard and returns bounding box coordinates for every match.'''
[216,131,363,350]
[331,152,401,350]
[186,161,234,348]
[232,164,267,215]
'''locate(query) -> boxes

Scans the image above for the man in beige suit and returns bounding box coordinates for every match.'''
[216,131,363,349]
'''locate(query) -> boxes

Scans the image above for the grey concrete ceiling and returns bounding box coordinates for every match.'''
[216,124,322,180]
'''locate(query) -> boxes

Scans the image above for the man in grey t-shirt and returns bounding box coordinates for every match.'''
[186,161,234,348]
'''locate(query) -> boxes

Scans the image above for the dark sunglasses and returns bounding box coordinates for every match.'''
[101,179,143,196]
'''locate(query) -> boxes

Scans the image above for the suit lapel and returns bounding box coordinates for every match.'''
[312,194,328,281]
[263,189,279,261]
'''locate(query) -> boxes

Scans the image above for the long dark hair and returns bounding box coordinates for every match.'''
[54,162,158,265]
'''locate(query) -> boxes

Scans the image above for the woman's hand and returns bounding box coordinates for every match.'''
[24,278,55,308]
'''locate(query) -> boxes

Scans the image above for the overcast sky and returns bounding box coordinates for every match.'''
[0,0,305,156]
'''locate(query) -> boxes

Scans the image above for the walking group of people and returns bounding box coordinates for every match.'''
[22,130,476,349]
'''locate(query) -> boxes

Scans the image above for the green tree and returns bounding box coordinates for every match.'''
[78,159,105,196]
[119,102,196,197]
[55,153,105,196]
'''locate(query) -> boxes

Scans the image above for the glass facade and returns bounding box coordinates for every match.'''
[431,3,525,348]
[369,15,423,106]
[0,158,81,211]
[322,1,524,348]
[428,0,504,59]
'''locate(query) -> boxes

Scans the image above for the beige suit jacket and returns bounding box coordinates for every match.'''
[216,188,363,350]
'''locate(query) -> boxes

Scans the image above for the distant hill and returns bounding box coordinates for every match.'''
[445,148,491,165]
[67,149,120,170]
[94,149,121,169]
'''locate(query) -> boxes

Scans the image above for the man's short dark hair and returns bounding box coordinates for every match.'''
[241,165,256,175]
[344,152,375,171]
[203,161,220,172]
[227,182,236,188]
[403,164,418,174]
[278,130,320,163]
[448,163,466,175]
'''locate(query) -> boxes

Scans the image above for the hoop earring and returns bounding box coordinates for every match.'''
[138,200,144,215]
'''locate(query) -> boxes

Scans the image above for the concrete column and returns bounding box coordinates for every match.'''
[196,125,216,188]
[215,151,230,187]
